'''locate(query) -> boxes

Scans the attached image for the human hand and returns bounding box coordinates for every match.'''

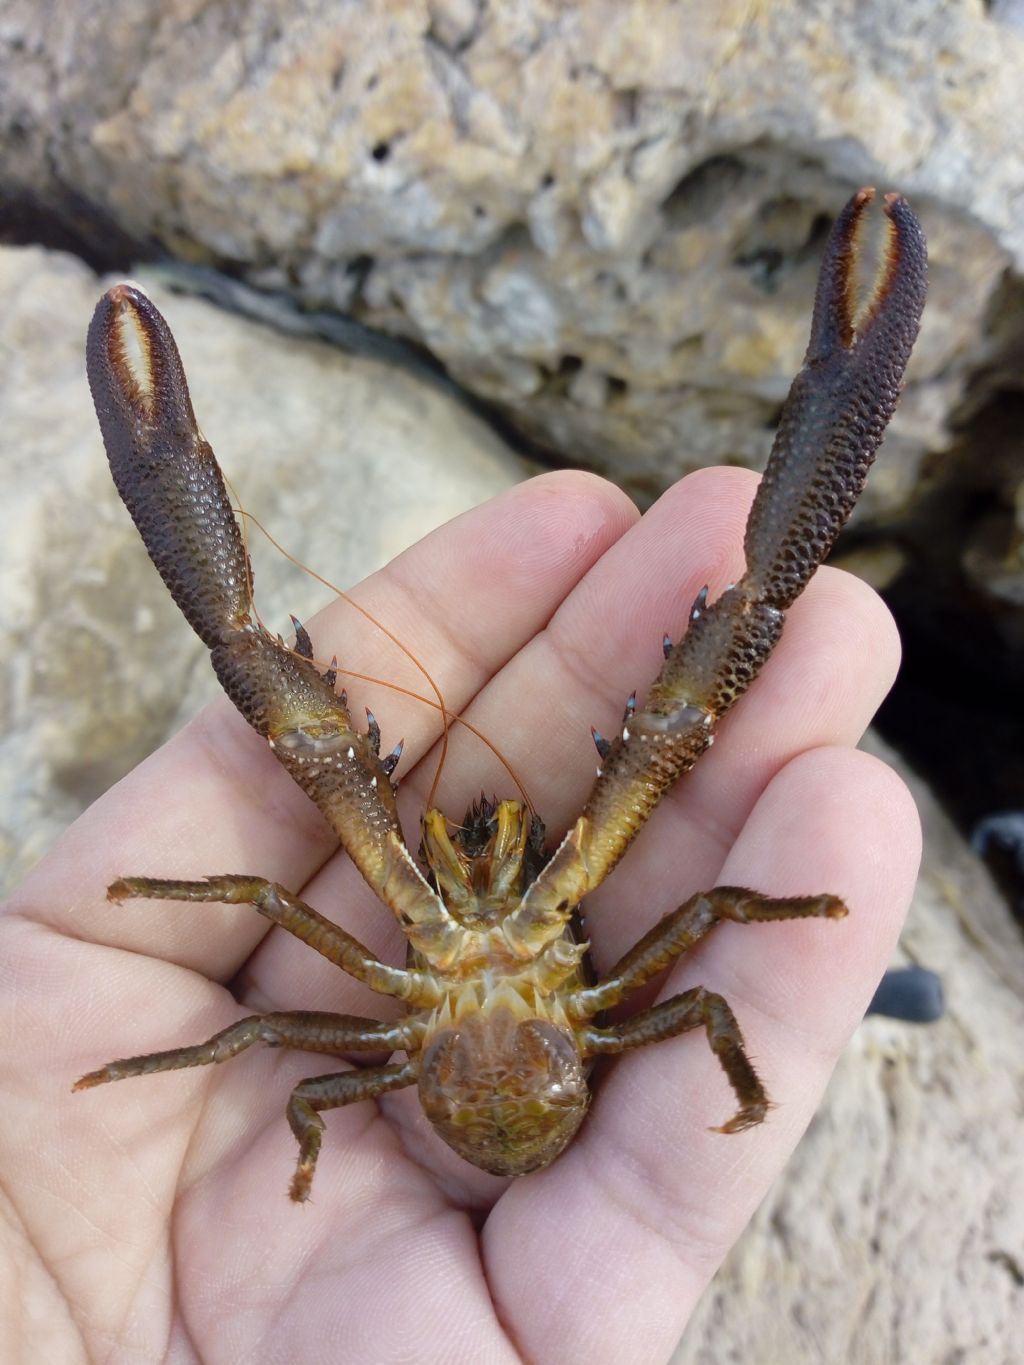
[1,468,919,1362]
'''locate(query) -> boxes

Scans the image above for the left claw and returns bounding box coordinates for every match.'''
[87,285,463,968]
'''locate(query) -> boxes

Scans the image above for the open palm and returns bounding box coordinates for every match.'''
[2,468,919,1363]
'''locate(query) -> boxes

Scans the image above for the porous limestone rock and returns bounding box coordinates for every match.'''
[1,0,1020,537]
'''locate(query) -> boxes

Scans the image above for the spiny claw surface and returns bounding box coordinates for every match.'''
[87,284,463,967]
[505,189,927,952]
[743,188,928,610]
[87,284,252,646]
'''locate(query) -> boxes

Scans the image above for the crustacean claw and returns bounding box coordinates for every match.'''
[87,284,464,969]
[503,190,926,956]
[743,189,928,611]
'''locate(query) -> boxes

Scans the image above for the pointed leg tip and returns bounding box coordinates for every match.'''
[712,1102,770,1135]
[72,1070,105,1092]
[289,1167,314,1203]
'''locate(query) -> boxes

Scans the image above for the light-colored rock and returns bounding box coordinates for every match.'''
[0,245,526,893]
[676,732,1024,1365]
[0,0,1019,540]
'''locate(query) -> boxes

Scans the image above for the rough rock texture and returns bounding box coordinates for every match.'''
[676,731,1024,1365]
[1,0,1020,529]
[0,245,525,893]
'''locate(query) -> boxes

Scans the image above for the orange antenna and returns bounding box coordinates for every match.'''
[224,488,534,815]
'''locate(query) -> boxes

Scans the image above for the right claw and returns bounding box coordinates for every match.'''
[506,189,927,945]
[743,188,928,611]
[647,187,928,721]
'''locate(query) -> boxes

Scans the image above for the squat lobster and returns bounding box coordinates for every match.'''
[76,189,926,1200]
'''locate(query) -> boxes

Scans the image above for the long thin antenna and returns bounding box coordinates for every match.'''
[230,498,534,814]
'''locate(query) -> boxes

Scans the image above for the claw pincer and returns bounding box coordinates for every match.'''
[78,192,926,1196]
[506,189,927,948]
[87,285,462,967]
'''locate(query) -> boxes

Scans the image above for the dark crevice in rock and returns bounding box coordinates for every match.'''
[605,375,629,406]
[878,563,1023,827]
[534,354,584,400]
[732,200,832,295]
[0,190,152,274]
[660,154,745,222]
[865,388,1024,916]
[848,255,1024,917]
[344,252,376,301]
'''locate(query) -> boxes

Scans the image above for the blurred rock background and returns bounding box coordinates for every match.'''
[1,2,1021,1360]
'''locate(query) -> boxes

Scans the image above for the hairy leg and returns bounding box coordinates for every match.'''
[579,986,768,1131]
[570,886,846,1016]
[108,875,439,1005]
[287,1060,419,1200]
